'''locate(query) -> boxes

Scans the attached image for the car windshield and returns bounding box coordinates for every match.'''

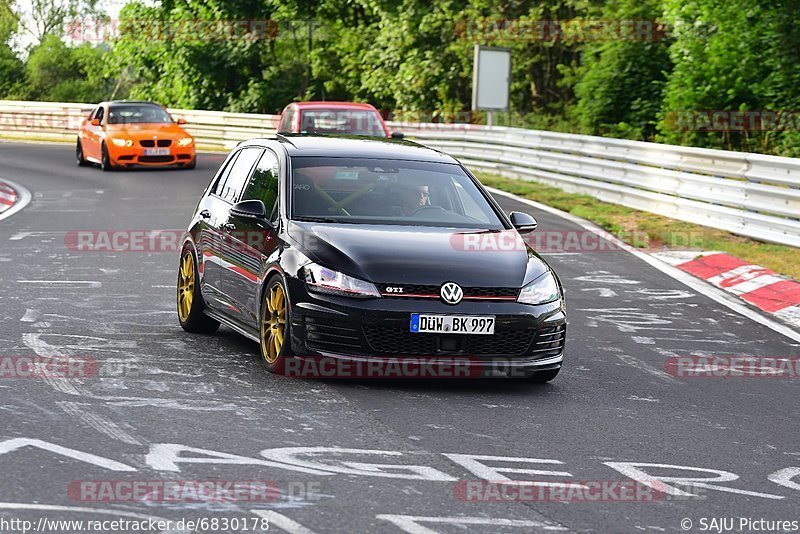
[299,110,386,137]
[291,157,505,229]
[108,104,174,125]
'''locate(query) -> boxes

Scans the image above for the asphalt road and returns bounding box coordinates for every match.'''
[0,141,798,534]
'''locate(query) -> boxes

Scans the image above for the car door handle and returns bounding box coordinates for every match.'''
[199,209,211,219]
[222,223,236,232]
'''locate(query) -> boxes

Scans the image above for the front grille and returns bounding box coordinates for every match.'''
[378,283,518,300]
[305,316,367,353]
[138,155,174,163]
[363,325,437,355]
[139,140,171,147]
[363,325,539,356]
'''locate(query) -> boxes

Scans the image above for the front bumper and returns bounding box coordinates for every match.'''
[285,277,566,375]
[108,144,196,166]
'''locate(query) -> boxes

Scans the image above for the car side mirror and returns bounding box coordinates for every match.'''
[90,118,101,126]
[230,199,267,220]
[390,132,404,140]
[177,118,187,125]
[510,211,538,232]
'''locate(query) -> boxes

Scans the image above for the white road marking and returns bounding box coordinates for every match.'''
[0,438,136,471]
[768,467,800,491]
[17,280,102,287]
[22,333,90,397]
[260,447,457,481]
[20,308,41,322]
[707,265,785,294]
[628,288,695,300]
[251,511,318,534]
[581,288,617,297]
[376,515,568,533]
[574,273,641,284]
[604,462,784,500]
[486,186,800,343]
[9,231,67,241]
[614,352,679,383]
[57,401,142,445]
[146,444,332,475]
[443,454,586,488]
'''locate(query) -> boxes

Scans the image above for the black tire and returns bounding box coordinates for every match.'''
[177,244,220,334]
[182,157,197,170]
[100,142,116,172]
[76,139,89,167]
[528,368,560,383]
[260,275,292,374]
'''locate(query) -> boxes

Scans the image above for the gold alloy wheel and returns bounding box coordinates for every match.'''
[262,283,286,364]
[177,252,194,322]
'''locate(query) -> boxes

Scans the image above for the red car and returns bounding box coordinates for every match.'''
[277,101,402,139]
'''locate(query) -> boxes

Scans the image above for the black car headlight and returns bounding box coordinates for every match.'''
[517,271,560,305]
[303,262,381,298]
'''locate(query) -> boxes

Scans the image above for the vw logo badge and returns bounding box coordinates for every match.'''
[440,282,463,305]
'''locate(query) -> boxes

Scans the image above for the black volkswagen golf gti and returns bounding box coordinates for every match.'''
[177,135,566,381]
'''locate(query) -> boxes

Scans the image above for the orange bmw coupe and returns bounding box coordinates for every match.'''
[77,100,196,171]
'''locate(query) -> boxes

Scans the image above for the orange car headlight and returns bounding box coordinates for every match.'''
[177,137,194,147]
[111,138,133,147]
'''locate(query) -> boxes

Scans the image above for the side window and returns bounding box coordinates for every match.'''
[220,148,263,203]
[213,151,241,197]
[95,106,105,124]
[279,107,294,132]
[241,150,280,220]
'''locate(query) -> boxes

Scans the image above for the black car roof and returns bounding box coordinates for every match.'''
[241,135,459,163]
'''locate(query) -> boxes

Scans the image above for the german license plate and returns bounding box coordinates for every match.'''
[410,314,495,335]
[144,148,170,156]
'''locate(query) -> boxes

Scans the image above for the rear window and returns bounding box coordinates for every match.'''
[299,110,386,137]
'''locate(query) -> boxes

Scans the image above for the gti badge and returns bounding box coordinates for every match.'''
[440,282,463,305]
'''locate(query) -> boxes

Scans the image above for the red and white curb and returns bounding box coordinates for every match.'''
[653,251,800,330]
[0,178,31,221]
[0,180,17,212]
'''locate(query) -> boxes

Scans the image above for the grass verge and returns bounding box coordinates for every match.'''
[477,172,800,280]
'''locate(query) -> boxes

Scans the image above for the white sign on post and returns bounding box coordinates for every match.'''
[472,45,511,114]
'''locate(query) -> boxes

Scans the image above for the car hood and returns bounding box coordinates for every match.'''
[288,222,549,288]
[105,123,187,137]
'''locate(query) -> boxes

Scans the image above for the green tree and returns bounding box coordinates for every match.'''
[24,33,115,101]
[658,0,800,155]
[572,0,671,139]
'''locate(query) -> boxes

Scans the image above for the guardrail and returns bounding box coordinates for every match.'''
[1,100,798,247]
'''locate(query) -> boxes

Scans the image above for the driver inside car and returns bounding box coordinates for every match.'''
[398,184,431,215]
